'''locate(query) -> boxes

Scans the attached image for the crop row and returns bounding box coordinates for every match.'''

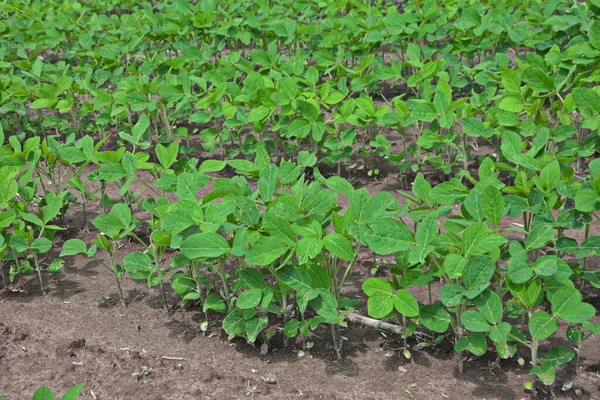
[1,0,600,394]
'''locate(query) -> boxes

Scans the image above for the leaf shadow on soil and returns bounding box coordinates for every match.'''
[165,313,205,344]
[98,288,145,309]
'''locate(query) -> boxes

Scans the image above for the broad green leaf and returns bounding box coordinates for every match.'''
[324,176,354,196]
[574,189,598,212]
[258,164,278,201]
[525,224,555,250]
[237,288,262,309]
[367,295,394,318]
[543,347,574,365]
[245,316,268,342]
[61,383,85,400]
[530,362,557,386]
[239,268,265,289]
[203,294,226,312]
[463,256,494,299]
[246,235,290,266]
[362,277,393,297]
[590,21,600,50]
[180,232,230,259]
[551,287,596,323]
[123,252,153,273]
[482,186,504,228]
[415,212,438,246]
[419,303,450,333]
[444,254,466,279]
[529,310,558,340]
[307,264,330,289]
[454,332,487,356]
[156,141,179,169]
[199,160,226,173]
[489,322,511,343]
[276,265,311,290]
[394,289,419,317]
[60,239,87,256]
[365,218,413,254]
[32,387,56,400]
[31,237,52,254]
[439,284,465,307]
[223,310,245,335]
[296,237,323,261]
[572,87,600,119]
[461,310,490,332]
[474,289,502,324]
[322,233,355,261]
[263,212,296,247]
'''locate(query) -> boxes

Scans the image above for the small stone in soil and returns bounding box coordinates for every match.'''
[398,366,407,372]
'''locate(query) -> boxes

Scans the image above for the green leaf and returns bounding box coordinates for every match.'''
[277,265,311,291]
[111,203,132,229]
[415,212,438,246]
[462,222,506,256]
[574,189,598,212]
[199,160,227,173]
[551,287,596,323]
[92,214,123,239]
[462,256,494,299]
[61,383,85,400]
[367,294,394,318]
[454,332,487,356]
[543,347,574,366]
[263,212,296,247]
[238,268,265,289]
[237,288,263,309]
[307,264,330,289]
[223,310,245,335]
[47,258,64,273]
[572,87,600,119]
[31,237,52,254]
[156,141,179,169]
[474,289,502,324]
[32,387,56,400]
[324,176,354,196]
[394,289,419,317]
[322,233,355,261]
[132,114,149,142]
[590,21,600,50]
[525,224,555,250]
[60,239,88,257]
[296,237,323,261]
[258,164,278,201]
[419,303,450,333]
[461,310,490,333]
[444,254,466,279]
[530,362,557,386]
[482,186,504,228]
[489,322,511,344]
[123,252,153,273]
[365,218,413,254]
[245,316,268,342]
[362,277,393,296]
[180,232,230,259]
[203,294,226,313]
[439,284,465,307]
[246,235,290,266]
[529,310,558,340]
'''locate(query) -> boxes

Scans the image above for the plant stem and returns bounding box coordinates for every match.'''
[32,253,46,296]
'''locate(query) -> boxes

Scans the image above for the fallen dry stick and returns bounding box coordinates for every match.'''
[346,313,403,335]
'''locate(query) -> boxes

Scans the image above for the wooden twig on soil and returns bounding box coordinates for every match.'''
[161,356,184,361]
[346,313,404,335]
